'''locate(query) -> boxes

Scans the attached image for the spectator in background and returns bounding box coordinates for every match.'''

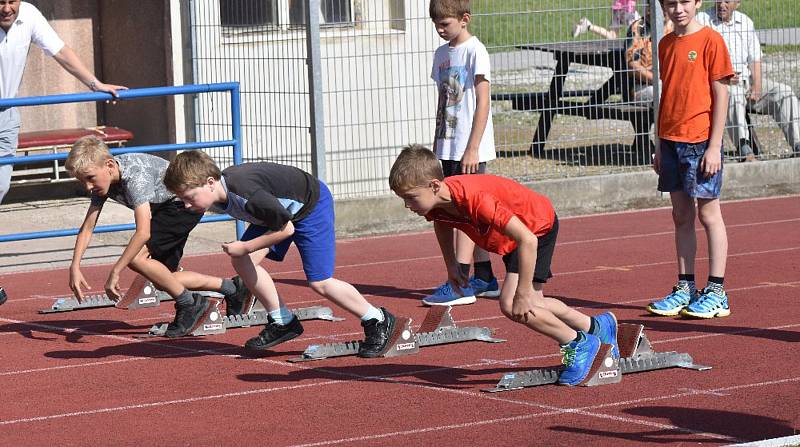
[574,0,640,40]
[697,0,800,160]
[625,2,673,102]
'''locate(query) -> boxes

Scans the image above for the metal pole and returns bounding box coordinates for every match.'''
[231,82,245,238]
[651,1,663,144]
[305,0,327,181]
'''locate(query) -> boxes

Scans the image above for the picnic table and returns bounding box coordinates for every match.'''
[493,40,653,157]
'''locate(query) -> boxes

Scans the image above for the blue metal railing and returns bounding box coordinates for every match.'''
[0,83,244,242]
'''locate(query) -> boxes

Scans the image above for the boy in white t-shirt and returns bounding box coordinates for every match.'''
[424,0,499,306]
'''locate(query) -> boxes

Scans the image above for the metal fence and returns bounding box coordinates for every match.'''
[187,0,800,198]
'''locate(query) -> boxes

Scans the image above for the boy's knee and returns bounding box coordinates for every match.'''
[308,278,331,296]
[499,301,514,320]
[671,209,694,227]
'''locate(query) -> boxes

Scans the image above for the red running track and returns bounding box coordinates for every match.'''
[1,195,798,446]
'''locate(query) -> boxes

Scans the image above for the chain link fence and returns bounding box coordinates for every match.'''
[188,0,800,198]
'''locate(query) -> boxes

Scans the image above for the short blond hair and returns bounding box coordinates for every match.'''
[65,136,113,176]
[389,144,444,192]
[429,0,470,20]
[163,150,222,193]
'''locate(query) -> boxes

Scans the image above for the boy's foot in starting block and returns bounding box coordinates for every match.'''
[223,276,250,316]
[358,307,397,358]
[245,314,304,350]
[591,311,619,358]
[165,294,211,338]
[558,331,601,386]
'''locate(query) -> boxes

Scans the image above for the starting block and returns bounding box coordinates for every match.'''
[288,306,505,362]
[482,323,711,392]
[39,275,170,313]
[146,297,344,337]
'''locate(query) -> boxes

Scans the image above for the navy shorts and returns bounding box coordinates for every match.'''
[502,215,558,283]
[241,180,335,282]
[658,139,723,199]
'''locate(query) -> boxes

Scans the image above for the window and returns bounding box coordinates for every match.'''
[220,0,354,28]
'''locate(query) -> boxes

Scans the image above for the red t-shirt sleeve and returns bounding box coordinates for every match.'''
[707,31,735,82]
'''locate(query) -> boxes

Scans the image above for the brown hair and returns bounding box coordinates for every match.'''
[429,0,470,20]
[65,136,113,176]
[389,144,444,192]
[163,150,222,193]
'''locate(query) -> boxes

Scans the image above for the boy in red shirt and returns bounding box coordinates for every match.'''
[389,145,619,385]
[647,0,734,319]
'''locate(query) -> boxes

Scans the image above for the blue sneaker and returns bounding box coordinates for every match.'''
[469,276,501,298]
[422,281,476,306]
[592,312,619,359]
[558,332,601,386]
[646,284,696,316]
[681,287,730,319]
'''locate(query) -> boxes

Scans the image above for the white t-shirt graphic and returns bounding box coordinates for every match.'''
[431,36,496,162]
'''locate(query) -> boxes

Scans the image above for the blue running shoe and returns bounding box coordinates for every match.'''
[681,287,730,319]
[469,276,501,298]
[592,312,619,358]
[422,281,476,306]
[646,284,696,316]
[558,332,601,386]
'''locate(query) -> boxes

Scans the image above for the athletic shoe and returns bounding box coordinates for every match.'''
[245,314,304,349]
[558,332,601,386]
[422,281,476,306]
[224,276,250,316]
[165,294,210,338]
[573,18,592,38]
[358,308,397,358]
[646,284,696,316]
[681,287,730,319]
[592,312,619,359]
[0,287,6,306]
[469,276,501,298]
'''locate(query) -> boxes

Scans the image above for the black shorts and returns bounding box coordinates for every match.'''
[146,200,203,272]
[502,215,559,283]
[441,160,487,177]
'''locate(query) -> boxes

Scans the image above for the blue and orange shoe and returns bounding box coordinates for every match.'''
[469,276,501,298]
[646,284,697,316]
[592,312,619,358]
[558,332,601,386]
[681,287,730,319]
[422,281,476,306]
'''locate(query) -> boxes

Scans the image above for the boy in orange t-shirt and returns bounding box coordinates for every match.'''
[389,145,619,386]
[647,0,734,319]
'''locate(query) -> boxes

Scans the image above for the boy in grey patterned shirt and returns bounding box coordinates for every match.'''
[65,136,249,337]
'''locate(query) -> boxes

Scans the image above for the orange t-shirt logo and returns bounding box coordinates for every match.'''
[688,50,698,62]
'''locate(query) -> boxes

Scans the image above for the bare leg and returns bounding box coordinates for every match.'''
[697,198,728,277]
[670,192,697,276]
[128,247,185,298]
[454,229,476,265]
[230,248,284,312]
[308,277,369,318]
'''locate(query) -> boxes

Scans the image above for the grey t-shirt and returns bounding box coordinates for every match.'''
[90,153,175,209]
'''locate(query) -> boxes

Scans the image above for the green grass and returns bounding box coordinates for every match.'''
[469,0,800,48]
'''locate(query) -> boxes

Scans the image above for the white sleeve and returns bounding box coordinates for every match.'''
[746,18,762,63]
[29,5,65,57]
[696,11,711,27]
[473,42,491,83]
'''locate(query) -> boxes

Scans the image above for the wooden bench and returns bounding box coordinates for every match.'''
[13,126,134,184]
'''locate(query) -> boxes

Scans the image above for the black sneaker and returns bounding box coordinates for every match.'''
[164,294,210,338]
[245,315,304,350]
[0,287,6,306]
[357,308,397,358]
[224,276,250,316]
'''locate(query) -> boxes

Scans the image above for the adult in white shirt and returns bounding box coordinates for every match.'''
[697,0,800,160]
[0,0,126,203]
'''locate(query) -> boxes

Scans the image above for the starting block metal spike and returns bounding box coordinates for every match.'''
[288,306,505,363]
[482,323,711,393]
[39,275,170,314]
[146,300,343,337]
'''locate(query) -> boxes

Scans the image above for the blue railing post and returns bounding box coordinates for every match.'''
[230,83,245,239]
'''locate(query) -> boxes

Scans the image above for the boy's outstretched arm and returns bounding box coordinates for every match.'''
[503,216,539,323]
[222,221,295,257]
[462,75,490,174]
[105,203,153,299]
[70,204,102,302]
[433,221,468,292]
[702,79,730,178]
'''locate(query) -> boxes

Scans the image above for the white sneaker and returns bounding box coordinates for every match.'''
[573,18,592,38]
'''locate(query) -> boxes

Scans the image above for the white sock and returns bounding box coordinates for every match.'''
[268,306,294,325]
[360,305,384,322]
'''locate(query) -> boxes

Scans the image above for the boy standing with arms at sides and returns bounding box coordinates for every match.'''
[390,145,619,385]
[647,0,735,319]
[66,137,249,337]
[426,0,499,307]
[164,151,399,358]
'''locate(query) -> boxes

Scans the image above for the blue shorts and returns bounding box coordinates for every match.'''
[241,180,336,282]
[657,139,723,199]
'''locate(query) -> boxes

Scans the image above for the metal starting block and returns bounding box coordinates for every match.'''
[483,323,711,392]
[40,275,170,314]
[146,297,343,337]
[288,306,506,362]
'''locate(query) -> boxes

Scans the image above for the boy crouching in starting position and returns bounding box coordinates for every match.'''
[164,151,398,357]
[390,145,619,384]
